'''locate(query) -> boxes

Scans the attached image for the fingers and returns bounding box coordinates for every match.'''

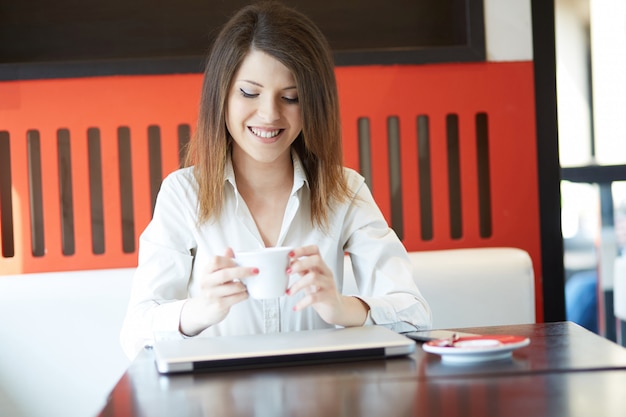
[206,247,236,274]
[288,247,328,277]
[198,248,259,307]
[290,277,324,312]
[181,247,255,335]
[206,278,249,299]
[292,293,316,312]
[287,269,324,296]
[287,245,339,312]
[287,246,331,292]
[288,245,320,259]
[204,248,258,286]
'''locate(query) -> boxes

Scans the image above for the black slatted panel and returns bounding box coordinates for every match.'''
[148,125,163,215]
[476,112,492,238]
[387,116,403,240]
[417,115,433,241]
[177,124,190,168]
[87,128,105,254]
[357,117,373,191]
[27,130,45,256]
[0,131,14,258]
[446,114,462,239]
[57,129,75,255]
[118,127,135,253]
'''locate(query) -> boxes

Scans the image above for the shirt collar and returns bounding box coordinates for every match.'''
[291,151,309,193]
[225,156,236,187]
[225,150,309,194]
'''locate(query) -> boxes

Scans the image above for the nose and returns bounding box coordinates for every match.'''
[257,96,280,122]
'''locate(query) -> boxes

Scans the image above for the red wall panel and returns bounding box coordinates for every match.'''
[0,62,542,318]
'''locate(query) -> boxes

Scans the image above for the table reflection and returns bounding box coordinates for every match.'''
[101,366,626,417]
[98,323,626,417]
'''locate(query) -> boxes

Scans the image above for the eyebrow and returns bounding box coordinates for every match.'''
[239,80,297,91]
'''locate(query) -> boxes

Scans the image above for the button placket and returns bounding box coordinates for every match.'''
[263,298,281,333]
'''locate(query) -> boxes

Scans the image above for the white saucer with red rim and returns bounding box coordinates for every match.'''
[422,335,530,364]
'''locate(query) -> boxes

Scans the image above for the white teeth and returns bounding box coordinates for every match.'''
[250,127,281,139]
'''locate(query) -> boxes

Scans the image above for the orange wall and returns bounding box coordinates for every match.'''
[0,62,542,318]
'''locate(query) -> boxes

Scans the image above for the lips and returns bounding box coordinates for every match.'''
[249,127,283,139]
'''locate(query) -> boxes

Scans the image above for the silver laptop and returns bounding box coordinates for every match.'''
[154,325,415,374]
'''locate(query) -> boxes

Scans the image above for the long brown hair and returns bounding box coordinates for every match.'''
[185,1,349,228]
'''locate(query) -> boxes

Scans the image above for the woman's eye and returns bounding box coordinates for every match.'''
[239,88,298,104]
[239,88,258,98]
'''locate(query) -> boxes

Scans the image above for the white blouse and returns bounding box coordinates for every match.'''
[120,154,432,358]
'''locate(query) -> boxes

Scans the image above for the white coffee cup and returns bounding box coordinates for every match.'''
[235,247,292,299]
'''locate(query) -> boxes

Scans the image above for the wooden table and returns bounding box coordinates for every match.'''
[97,322,626,417]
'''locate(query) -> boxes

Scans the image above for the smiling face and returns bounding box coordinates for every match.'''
[226,49,302,168]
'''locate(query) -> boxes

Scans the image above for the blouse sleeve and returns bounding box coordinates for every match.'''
[120,172,197,359]
[341,172,432,332]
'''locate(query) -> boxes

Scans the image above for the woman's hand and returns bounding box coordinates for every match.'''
[179,247,256,336]
[287,245,369,327]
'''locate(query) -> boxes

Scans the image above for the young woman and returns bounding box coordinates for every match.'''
[120,1,431,359]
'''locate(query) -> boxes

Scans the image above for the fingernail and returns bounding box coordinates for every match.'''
[252,268,259,274]
[285,288,291,295]
[286,267,292,274]
[288,251,295,257]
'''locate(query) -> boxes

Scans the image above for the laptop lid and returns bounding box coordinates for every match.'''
[154,325,415,374]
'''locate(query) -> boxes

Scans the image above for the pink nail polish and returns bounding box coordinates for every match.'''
[286,267,292,274]
[288,251,295,257]
[252,268,259,274]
